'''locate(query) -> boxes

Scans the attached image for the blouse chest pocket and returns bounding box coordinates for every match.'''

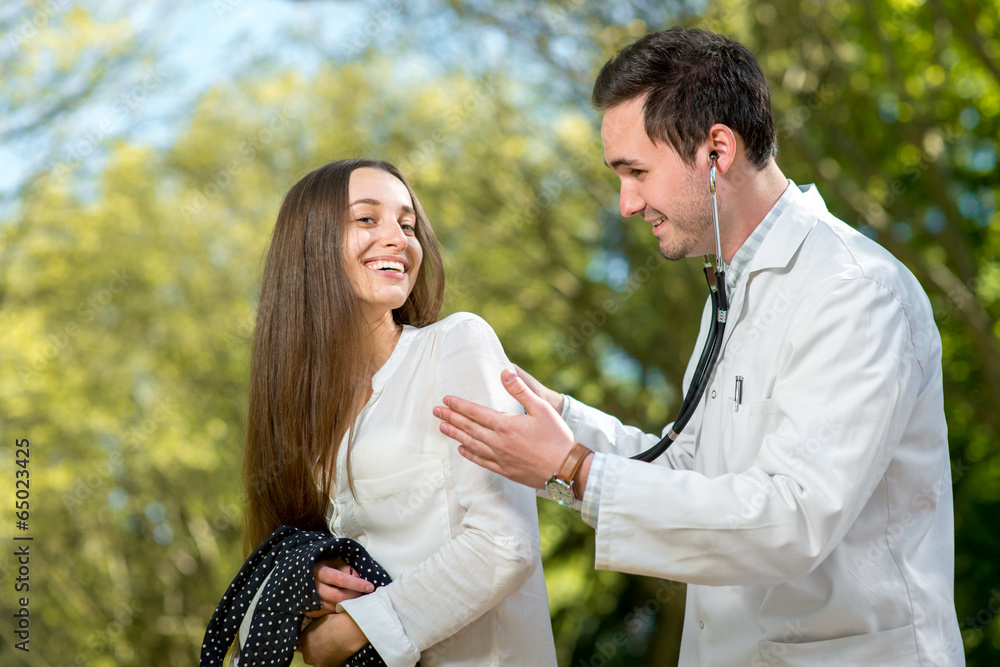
[351,459,452,575]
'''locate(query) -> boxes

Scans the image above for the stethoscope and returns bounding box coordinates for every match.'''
[632,152,729,463]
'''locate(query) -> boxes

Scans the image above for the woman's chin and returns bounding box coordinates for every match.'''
[363,297,411,321]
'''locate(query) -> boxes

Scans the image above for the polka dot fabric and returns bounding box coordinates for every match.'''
[200,525,395,667]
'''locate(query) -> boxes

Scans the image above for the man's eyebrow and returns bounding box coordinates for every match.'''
[604,157,639,170]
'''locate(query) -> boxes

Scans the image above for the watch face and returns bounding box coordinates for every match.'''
[546,479,575,506]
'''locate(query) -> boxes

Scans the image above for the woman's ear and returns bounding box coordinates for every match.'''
[706,124,737,174]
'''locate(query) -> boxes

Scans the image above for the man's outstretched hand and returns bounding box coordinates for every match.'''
[513,365,565,414]
[434,367,578,490]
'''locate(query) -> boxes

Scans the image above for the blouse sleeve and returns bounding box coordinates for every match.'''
[338,314,541,667]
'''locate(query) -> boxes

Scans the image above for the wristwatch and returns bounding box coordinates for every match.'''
[545,443,592,506]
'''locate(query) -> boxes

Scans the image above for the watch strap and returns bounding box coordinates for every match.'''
[555,443,592,489]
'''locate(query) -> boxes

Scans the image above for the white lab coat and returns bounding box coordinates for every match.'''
[564,185,964,665]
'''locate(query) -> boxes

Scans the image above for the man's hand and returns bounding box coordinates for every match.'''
[513,365,564,414]
[434,368,576,489]
[298,611,368,666]
[306,558,375,619]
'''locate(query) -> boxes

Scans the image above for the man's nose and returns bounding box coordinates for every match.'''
[619,182,645,218]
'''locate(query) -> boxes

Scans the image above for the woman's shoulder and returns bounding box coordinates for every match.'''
[416,311,497,338]
[405,313,509,366]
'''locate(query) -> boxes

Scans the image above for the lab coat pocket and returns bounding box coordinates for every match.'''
[754,624,917,666]
[353,459,452,573]
[725,398,775,473]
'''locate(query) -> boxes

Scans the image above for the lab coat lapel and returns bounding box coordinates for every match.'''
[718,184,828,356]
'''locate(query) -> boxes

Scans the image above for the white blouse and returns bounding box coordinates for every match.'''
[333,313,556,667]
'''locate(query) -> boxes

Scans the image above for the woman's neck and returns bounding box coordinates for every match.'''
[366,311,402,384]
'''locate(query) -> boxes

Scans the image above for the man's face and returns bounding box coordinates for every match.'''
[601,96,713,261]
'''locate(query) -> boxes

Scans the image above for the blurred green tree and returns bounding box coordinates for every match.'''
[0,0,173,302]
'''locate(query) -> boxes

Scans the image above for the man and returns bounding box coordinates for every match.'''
[433,27,963,665]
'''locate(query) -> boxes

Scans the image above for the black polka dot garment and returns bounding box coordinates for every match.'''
[200,525,395,667]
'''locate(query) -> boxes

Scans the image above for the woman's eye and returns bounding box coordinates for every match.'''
[400,221,416,234]
[356,215,377,225]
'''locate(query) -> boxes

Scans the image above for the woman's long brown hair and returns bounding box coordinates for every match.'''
[242,159,444,556]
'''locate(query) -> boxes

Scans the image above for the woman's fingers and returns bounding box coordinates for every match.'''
[314,561,375,593]
[309,557,374,618]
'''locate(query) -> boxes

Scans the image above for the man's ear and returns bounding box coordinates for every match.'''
[705,124,737,174]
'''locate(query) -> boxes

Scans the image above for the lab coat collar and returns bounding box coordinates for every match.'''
[746,183,829,275]
[719,184,829,357]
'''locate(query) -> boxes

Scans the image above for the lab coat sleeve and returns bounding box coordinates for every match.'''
[562,396,696,472]
[560,295,713,472]
[340,315,541,665]
[592,277,924,585]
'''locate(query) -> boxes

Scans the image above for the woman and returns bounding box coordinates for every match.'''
[241,159,556,666]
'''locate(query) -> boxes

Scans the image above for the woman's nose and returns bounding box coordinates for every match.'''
[379,220,408,248]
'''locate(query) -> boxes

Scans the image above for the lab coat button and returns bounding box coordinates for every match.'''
[699,621,704,629]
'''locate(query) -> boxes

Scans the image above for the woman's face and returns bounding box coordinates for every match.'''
[344,167,423,319]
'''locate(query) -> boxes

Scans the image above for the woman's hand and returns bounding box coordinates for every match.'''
[298,611,369,667]
[306,558,375,618]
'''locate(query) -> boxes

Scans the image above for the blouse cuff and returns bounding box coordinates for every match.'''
[338,593,420,667]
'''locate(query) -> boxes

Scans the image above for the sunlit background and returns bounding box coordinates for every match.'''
[1,0,999,664]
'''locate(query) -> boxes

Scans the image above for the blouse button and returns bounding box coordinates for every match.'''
[710,390,717,399]
[699,620,705,629]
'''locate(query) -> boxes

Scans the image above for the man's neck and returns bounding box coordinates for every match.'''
[719,161,788,264]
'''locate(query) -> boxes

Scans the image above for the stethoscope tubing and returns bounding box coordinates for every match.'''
[631,157,729,463]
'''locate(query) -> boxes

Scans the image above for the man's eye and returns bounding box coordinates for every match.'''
[630,169,645,177]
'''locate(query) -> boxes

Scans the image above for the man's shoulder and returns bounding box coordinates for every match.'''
[783,211,939,356]
[801,214,924,300]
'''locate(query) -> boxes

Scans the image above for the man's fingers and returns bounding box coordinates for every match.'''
[438,393,506,429]
[439,420,496,464]
[513,365,542,394]
[499,368,551,416]
[435,402,499,445]
[457,445,500,473]
[514,366,564,412]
